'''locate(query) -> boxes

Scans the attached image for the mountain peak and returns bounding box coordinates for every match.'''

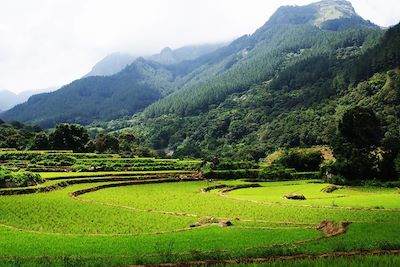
[312,0,356,26]
[262,0,377,31]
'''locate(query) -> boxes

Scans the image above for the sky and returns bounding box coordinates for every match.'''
[0,0,399,93]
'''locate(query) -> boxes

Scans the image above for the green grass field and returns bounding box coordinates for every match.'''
[0,168,400,266]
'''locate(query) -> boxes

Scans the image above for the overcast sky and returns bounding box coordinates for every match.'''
[0,0,399,93]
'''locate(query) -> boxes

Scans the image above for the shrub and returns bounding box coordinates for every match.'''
[203,169,258,180]
[0,169,44,188]
[211,160,258,170]
[258,165,293,181]
[276,149,323,171]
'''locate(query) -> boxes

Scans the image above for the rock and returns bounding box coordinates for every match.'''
[219,220,233,227]
[283,194,306,200]
[189,222,202,228]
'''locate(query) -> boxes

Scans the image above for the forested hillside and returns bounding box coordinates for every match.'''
[96,21,399,160]
[1,0,381,128]
[2,59,174,127]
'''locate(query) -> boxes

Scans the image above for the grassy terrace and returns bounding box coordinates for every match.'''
[0,175,399,266]
[0,151,399,266]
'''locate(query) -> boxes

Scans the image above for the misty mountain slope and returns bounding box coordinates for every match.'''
[2,59,174,127]
[148,43,226,65]
[85,43,226,78]
[85,53,137,77]
[0,0,383,127]
[0,90,18,111]
[0,88,55,112]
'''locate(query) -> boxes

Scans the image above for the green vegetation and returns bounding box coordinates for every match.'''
[325,107,400,184]
[0,171,399,266]
[91,22,398,161]
[0,148,398,265]
[0,1,399,265]
[0,168,43,188]
[0,150,201,172]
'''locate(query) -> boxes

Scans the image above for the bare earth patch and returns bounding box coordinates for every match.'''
[190,217,233,228]
[315,220,352,237]
[283,194,306,200]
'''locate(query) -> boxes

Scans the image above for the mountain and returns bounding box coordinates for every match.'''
[141,0,380,118]
[85,53,137,77]
[0,90,17,111]
[148,43,226,65]
[102,22,399,160]
[264,0,377,31]
[85,43,226,78]
[1,0,384,128]
[2,59,175,127]
[0,88,55,112]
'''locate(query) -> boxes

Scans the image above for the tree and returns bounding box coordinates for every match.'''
[338,107,381,149]
[95,133,119,153]
[330,107,382,181]
[118,131,138,154]
[31,132,50,150]
[379,135,400,181]
[49,124,89,152]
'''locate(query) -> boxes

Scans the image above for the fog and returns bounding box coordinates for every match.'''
[0,0,399,93]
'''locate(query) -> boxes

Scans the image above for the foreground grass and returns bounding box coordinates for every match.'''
[0,179,399,266]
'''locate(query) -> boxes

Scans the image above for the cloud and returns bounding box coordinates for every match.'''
[0,0,399,93]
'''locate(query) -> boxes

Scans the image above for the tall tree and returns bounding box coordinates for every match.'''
[49,124,89,152]
[331,107,381,181]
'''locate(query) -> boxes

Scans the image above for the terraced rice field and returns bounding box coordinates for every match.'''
[0,172,399,266]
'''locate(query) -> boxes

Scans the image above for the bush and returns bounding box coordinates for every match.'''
[258,165,293,181]
[276,149,324,171]
[0,169,44,188]
[203,169,258,180]
[320,160,348,185]
[211,161,258,170]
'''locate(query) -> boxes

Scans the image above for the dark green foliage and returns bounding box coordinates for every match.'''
[258,166,293,181]
[0,169,43,188]
[203,169,258,180]
[352,23,400,81]
[328,107,400,182]
[210,160,258,170]
[379,134,400,181]
[329,107,381,181]
[49,124,89,152]
[338,107,381,148]
[31,132,50,150]
[0,121,42,149]
[276,149,323,171]
[95,133,119,153]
